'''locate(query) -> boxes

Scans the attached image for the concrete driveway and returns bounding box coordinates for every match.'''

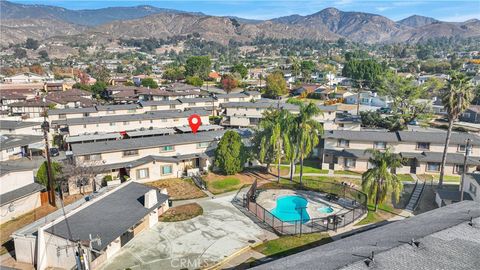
[100,195,276,270]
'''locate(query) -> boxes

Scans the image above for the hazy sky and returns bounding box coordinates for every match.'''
[11,0,480,21]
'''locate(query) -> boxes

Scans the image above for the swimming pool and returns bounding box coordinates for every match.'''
[318,206,334,214]
[270,195,310,223]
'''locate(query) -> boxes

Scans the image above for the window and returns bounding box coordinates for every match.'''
[109,122,116,126]
[170,105,176,109]
[455,164,464,174]
[469,183,477,197]
[123,149,139,157]
[427,162,440,172]
[174,119,179,122]
[6,148,15,153]
[161,165,173,175]
[84,154,101,161]
[344,158,356,168]
[374,142,387,149]
[136,168,149,179]
[197,142,209,148]
[162,119,167,122]
[160,145,174,152]
[240,97,245,101]
[151,106,157,111]
[83,113,90,117]
[83,124,87,128]
[416,142,430,150]
[123,121,129,125]
[59,114,66,119]
[458,144,466,152]
[463,112,471,118]
[188,102,196,106]
[225,98,230,102]
[338,139,350,147]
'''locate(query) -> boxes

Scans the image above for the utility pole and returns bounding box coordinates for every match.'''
[460,138,471,201]
[356,79,364,116]
[42,99,56,206]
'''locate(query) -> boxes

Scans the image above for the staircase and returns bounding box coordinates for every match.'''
[405,177,425,212]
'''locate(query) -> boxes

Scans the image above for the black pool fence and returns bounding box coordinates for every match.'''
[243,179,368,235]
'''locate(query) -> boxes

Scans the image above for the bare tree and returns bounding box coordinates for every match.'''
[58,160,104,196]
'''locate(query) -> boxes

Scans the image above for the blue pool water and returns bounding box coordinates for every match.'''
[271,195,310,223]
[318,206,334,214]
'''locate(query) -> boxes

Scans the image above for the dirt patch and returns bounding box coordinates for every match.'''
[159,203,203,222]
[145,178,207,200]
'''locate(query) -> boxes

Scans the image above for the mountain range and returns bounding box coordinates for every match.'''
[1,1,479,46]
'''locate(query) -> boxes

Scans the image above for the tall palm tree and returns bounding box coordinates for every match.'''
[439,72,474,188]
[296,102,323,185]
[361,148,404,212]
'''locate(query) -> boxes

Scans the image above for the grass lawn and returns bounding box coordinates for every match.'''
[159,203,203,222]
[333,170,362,176]
[0,193,85,255]
[254,233,332,257]
[146,178,207,200]
[295,160,328,174]
[204,173,246,194]
[269,166,290,177]
[261,176,361,191]
[416,174,461,182]
[355,203,401,226]
[397,174,414,182]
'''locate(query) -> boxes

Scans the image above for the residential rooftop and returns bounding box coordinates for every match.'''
[0,134,43,150]
[254,201,480,270]
[0,120,40,130]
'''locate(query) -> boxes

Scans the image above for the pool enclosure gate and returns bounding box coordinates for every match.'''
[243,179,368,235]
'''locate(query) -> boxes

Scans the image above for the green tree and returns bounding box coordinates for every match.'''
[214,130,246,175]
[36,161,62,188]
[439,72,474,187]
[295,103,323,184]
[186,76,203,87]
[300,60,315,81]
[25,38,39,50]
[361,148,404,212]
[38,50,49,60]
[141,78,158,88]
[163,66,185,82]
[91,81,107,96]
[232,63,248,79]
[14,47,27,59]
[265,71,287,98]
[185,56,211,79]
[377,72,443,128]
[342,59,383,86]
[72,83,91,91]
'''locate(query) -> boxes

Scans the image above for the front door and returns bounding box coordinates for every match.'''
[410,159,417,174]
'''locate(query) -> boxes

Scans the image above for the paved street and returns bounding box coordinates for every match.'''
[100,195,276,270]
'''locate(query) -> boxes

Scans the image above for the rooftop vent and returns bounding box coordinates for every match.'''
[144,189,158,209]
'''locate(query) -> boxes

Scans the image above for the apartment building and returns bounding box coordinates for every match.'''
[71,130,226,181]
[322,129,480,176]
[0,134,44,161]
[52,109,210,136]
[463,173,480,202]
[0,120,42,135]
[215,91,261,104]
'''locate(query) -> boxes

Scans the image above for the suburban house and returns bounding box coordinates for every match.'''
[344,91,392,108]
[1,92,28,112]
[254,201,480,270]
[460,105,480,123]
[0,165,45,224]
[70,130,226,181]
[8,100,53,119]
[215,91,261,104]
[0,134,44,161]
[0,120,42,135]
[13,181,169,270]
[52,109,210,136]
[322,129,480,175]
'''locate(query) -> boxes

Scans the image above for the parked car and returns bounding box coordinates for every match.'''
[377,107,391,114]
[49,147,60,157]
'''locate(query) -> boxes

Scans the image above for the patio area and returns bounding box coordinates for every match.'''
[99,194,276,270]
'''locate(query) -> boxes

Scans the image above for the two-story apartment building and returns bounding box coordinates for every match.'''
[71,130,226,182]
[0,120,42,135]
[52,109,210,136]
[0,134,44,161]
[322,129,480,176]
[463,173,480,202]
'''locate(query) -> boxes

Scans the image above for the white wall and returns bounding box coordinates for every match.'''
[1,170,35,194]
[0,192,41,224]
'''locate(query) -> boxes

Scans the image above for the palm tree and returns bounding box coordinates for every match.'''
[361,148,404,212]
[255,107,294,182]
[439,72,474,188]
[296,102,323,185]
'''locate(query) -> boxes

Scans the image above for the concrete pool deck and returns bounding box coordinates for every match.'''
[99,194,276,270]
[256,189,350,220]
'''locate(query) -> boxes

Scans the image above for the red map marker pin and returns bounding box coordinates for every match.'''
[188,114,202,134]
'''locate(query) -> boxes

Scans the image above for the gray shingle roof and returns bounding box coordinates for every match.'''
[45,182,168,251]
[48,107,97,115]
[0,121,40,130]
[253,201,480,270]
[324,130,400,142]
[71,130,225,156]
[95,104,140,111]
[138,100,182,106]
[324,149,373,160]
[220,100,300,111]
[52,109,209,126]
[401,152,480,165]
[0,182,44,206]
[0,134,43,150]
